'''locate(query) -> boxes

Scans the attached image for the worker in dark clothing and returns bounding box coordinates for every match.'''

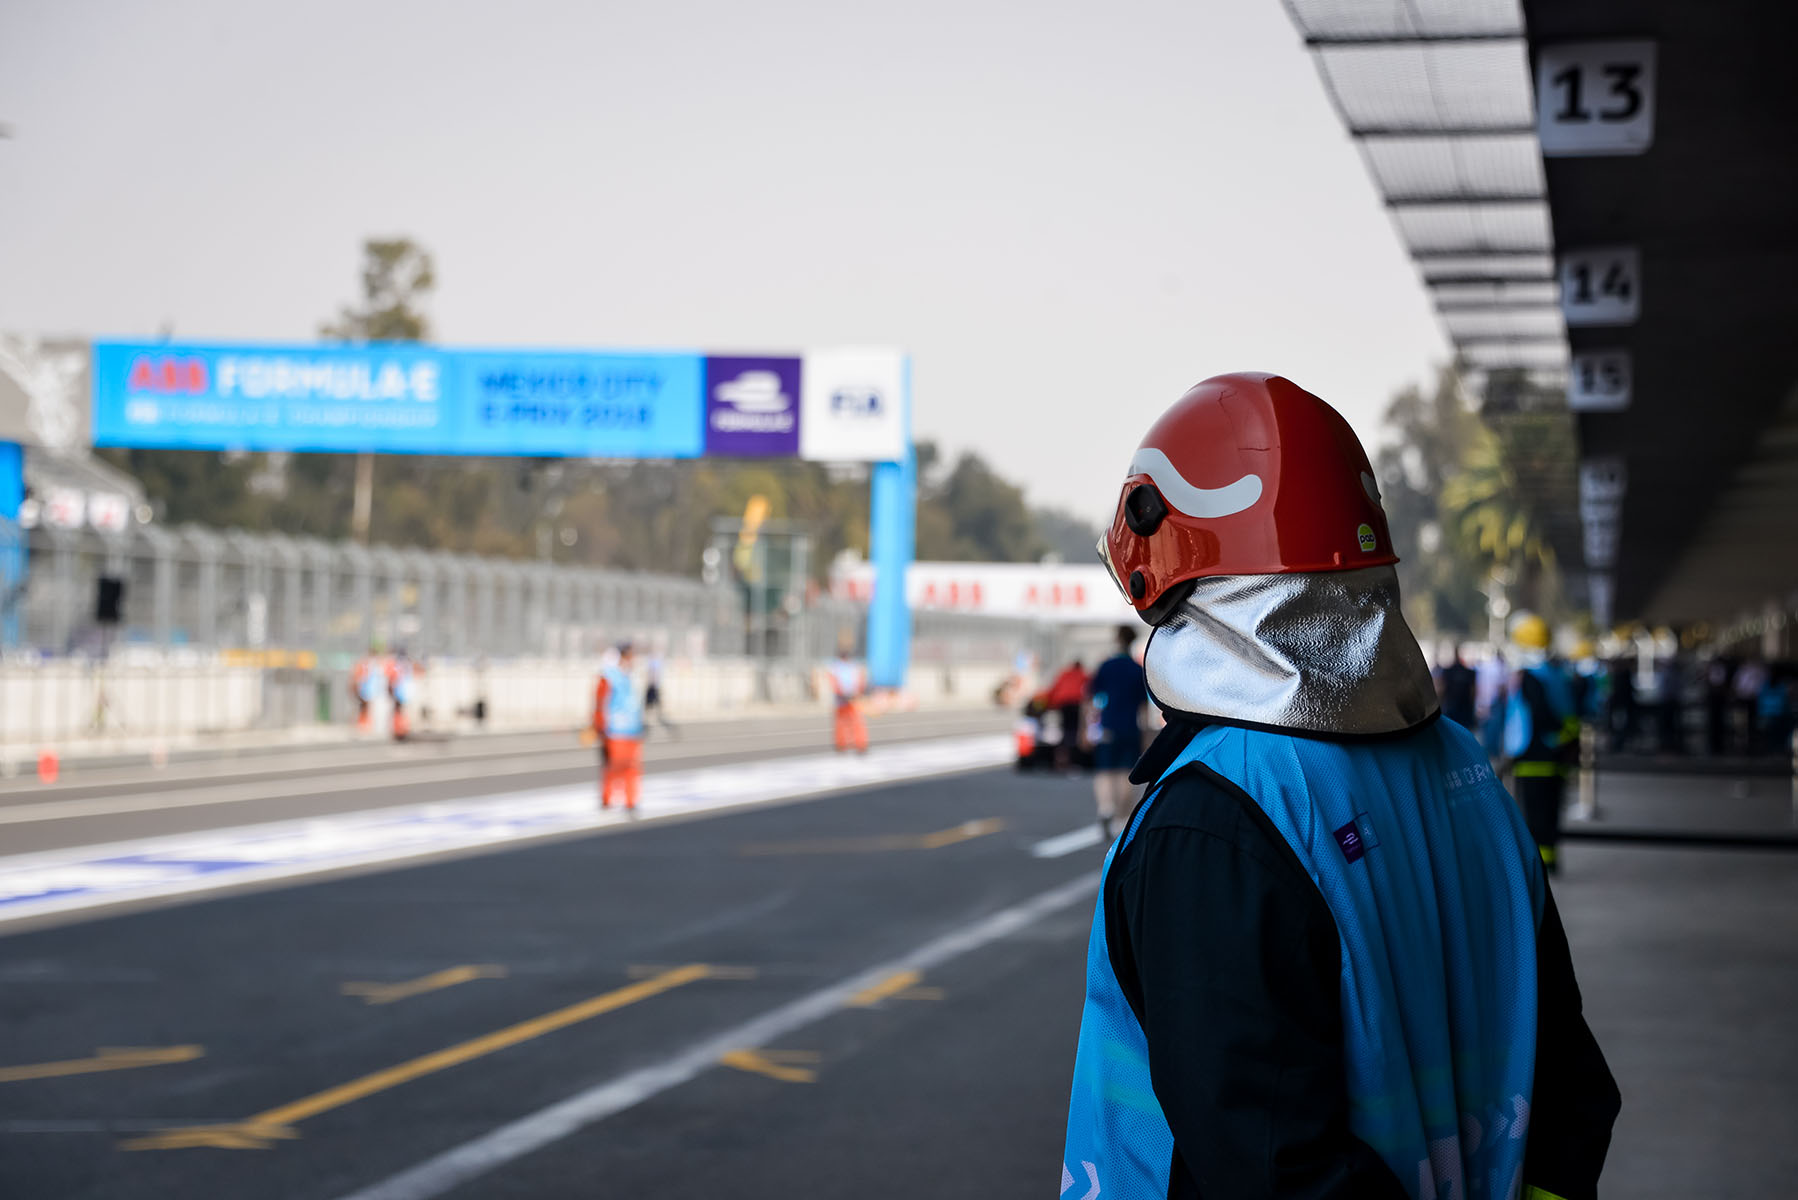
[1064,373,1618,1200]
[1436,644,1478,730]
[1503,615,1581,875]
[1084,625,1148,839]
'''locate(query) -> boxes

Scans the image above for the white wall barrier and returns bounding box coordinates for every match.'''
[0,654,1020,749]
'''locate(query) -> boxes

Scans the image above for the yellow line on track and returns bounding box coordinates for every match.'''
[123,965,714,1151]
[341,965,507,1005]
[719,1048,818,1084]
[846,969,923,1008]
[0,1045,203,1084]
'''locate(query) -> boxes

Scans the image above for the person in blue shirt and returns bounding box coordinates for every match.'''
[1084,624,1148,839]
[1066,374,1617,1200]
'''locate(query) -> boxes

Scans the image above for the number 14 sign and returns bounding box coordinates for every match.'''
[1537,41,1657,156]
[1560,247,1641,326]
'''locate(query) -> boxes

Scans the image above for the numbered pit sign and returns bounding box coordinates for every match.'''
[1568,350,1633,412]
[1582,516,1621,569]
[1560,247,1641,326]
[1579,457,1628,506]
[1537,41,1656,156]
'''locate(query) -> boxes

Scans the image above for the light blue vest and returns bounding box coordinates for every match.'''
[1063,721,1545,1199]
[601,664,644,738]
[830,660,863,706]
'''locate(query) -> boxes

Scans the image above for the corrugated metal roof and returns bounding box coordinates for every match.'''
[1284,0,1566,384]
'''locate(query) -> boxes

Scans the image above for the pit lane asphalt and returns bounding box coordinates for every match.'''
[1,756,1783,1199]
[0,760,1103,1200]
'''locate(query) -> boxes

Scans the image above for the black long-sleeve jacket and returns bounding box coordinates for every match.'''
[1104,721,1621,1199]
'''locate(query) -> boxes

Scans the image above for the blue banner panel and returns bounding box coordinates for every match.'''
[93,342,452,453]
[91,341,707,458]
[454,350,704,458]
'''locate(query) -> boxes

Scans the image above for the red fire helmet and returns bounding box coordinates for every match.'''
[1099,372,1397,624]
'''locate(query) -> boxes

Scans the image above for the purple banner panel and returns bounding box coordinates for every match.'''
[704,356,801,456]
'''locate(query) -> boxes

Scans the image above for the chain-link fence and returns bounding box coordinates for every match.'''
[8,521,740,662]
[0,519,1095,746]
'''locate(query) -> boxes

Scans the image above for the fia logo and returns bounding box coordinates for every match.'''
[829,386,884,418]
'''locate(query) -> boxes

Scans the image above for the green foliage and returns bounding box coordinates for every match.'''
[1377,366,1577,639]
[318,238,436,343]
[913,441,1049,562]
[1031,505,1104,565]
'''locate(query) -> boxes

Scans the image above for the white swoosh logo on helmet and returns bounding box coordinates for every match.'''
[1128,447,1263,519]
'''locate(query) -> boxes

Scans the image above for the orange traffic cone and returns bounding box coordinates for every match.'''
[37,749,59,784]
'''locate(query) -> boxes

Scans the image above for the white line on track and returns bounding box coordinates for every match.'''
[0,719,988,826]
[0,713,991,805]
[1030,825,1106,858]
[0,735,1012,927]
[332,870,1103,1200]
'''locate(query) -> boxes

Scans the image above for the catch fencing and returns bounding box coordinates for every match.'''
[0,520,1078,748]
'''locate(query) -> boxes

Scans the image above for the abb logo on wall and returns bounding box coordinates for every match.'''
[832,562,1129,624]
[126,356,210,394]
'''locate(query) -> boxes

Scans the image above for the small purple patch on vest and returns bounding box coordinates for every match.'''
[1333,820,1366,863]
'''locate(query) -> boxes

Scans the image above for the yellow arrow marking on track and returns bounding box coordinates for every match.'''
[122,965,718,1151]
[341,964,507,1005]
[720,1048,819,1084]
[0,1046,203,1084]
[846,969,924,1008]
[740,818,1005,856]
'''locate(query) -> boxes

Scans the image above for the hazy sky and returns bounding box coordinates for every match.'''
[0,0,1448,526]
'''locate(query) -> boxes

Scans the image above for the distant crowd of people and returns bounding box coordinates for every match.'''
[1436,643,1798,762]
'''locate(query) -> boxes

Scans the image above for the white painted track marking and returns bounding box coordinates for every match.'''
[1031,825,1106,858]
[0,735,1010,927]
[332,871,1103,1200]
[0,718,982,826]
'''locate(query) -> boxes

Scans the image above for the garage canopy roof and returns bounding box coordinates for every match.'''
[1286,0,1798,630]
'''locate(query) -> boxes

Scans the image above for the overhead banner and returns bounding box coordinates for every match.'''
[89,341,907,463]
[91,341,706,458]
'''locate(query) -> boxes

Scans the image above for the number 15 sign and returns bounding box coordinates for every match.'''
[1537,41,1656,156]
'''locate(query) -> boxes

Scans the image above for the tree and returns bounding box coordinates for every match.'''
[319,238,438,542]
[1032,506,1103,564]
[1376,365,1579,643]
[913,441,1048,562]
[318,239,436,343]
[1373,367,1488,639]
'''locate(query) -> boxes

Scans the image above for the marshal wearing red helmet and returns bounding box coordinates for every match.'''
[1099,372,1396,625]
[1063,372,1618,1200]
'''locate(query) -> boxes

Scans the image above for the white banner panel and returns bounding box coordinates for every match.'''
[800,347,906,463]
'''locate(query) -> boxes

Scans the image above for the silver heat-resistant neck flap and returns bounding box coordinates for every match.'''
[1143,565,1439,738]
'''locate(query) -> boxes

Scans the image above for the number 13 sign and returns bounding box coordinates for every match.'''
[1537,41,1657,156]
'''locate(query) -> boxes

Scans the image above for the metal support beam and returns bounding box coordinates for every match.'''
[1305,33,1521,47]
[1387,194,1546,207]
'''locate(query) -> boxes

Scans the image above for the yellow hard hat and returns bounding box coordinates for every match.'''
[1511,613,1551,650]
[1571,639,1595,660]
